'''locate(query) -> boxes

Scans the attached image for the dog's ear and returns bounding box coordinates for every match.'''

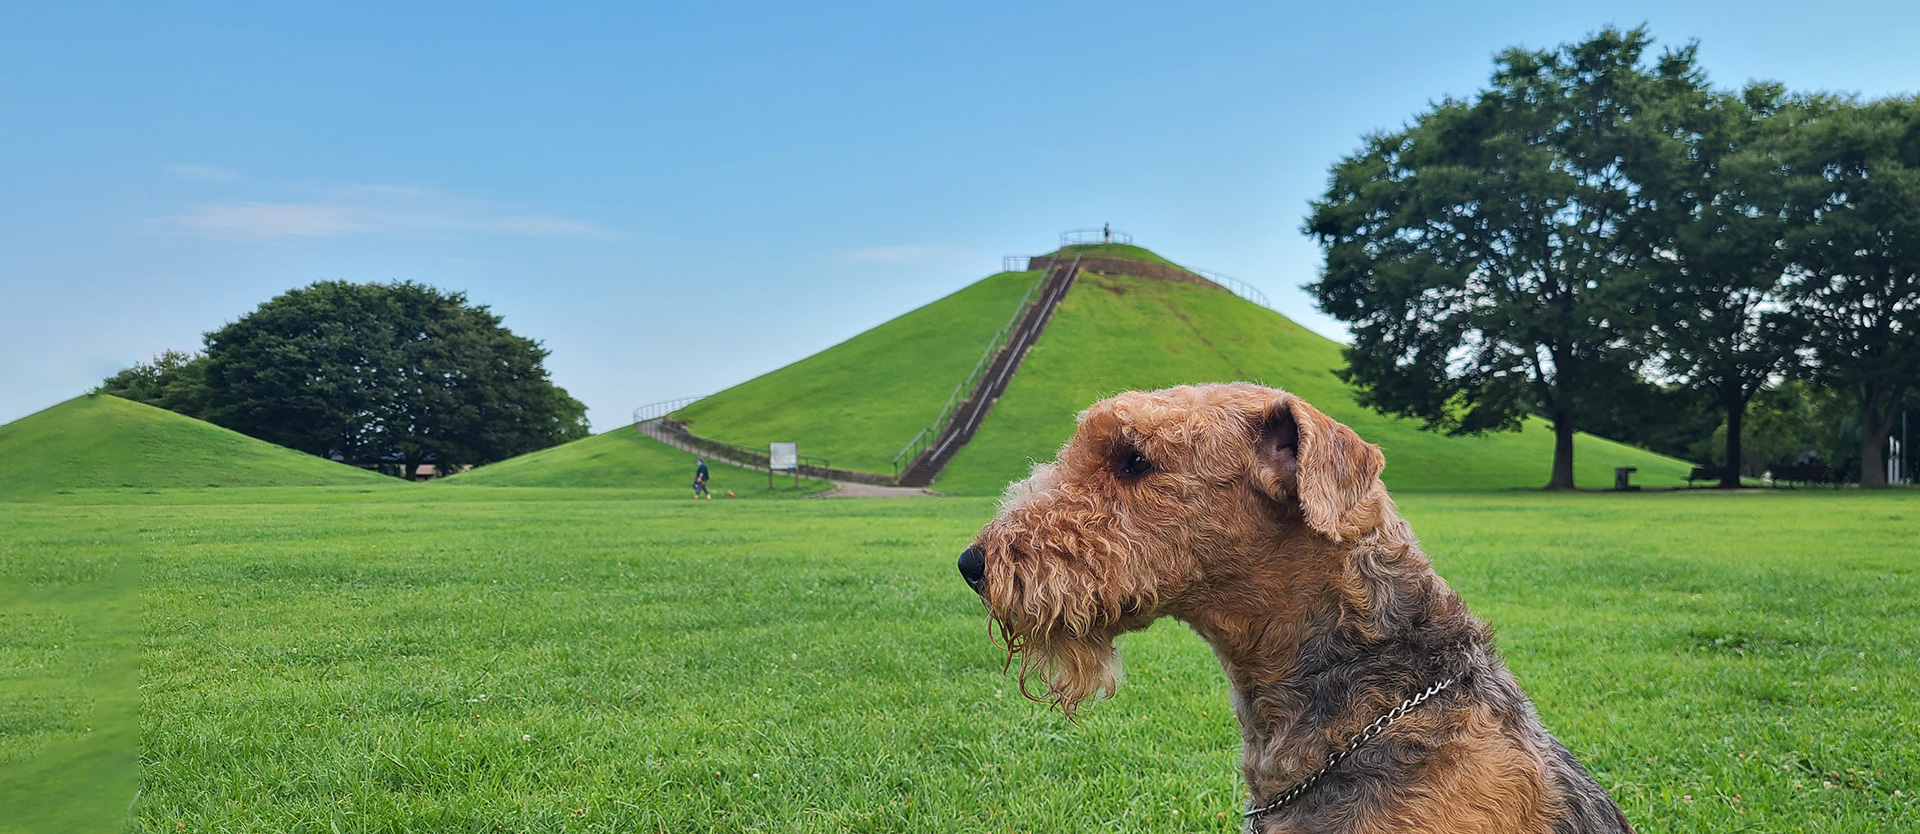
[1251,393,1387,542]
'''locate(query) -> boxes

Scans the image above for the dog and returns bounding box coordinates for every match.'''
[957,383,1634,832]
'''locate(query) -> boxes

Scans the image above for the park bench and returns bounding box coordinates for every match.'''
[1768,463,1830,489]
[1687,465,1736,487]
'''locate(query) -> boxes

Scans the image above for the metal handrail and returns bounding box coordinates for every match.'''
[891,255,1060,477]
[1060,228,1133,246]
[632,394,711,425]
[1183,266,1272,310]
[1002,255,1030,272]
[919,252,1081,472]
[646,418,831,470]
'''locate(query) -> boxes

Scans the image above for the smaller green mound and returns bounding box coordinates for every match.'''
[447,426,828,497]
[1051,243,1179,267]
[0,395,385,499]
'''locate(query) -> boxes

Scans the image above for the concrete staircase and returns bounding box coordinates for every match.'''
[895,255,1081,487]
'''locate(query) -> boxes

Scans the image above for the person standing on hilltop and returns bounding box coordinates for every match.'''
[1103,223,1111,243]
[693,457,711,499]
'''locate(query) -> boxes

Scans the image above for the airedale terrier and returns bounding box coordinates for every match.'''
[958,384,1634,833]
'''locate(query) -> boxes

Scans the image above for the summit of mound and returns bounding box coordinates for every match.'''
[0,395,386,499]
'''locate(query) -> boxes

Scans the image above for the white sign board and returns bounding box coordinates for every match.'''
[769,442,798,471]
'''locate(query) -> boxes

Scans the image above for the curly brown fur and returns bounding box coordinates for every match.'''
[964,383,1634,833]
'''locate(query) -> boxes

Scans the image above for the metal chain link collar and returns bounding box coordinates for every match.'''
[1242,676,1457,821]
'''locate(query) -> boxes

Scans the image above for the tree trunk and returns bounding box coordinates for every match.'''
[1858,388,1899,488]
[1860,416,1889,488]
[1546,412,1577,491]
[1720,395,1745,489]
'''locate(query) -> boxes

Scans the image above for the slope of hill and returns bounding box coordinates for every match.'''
[445,425,827,496]
[669,268,1045,476]
[0,395,386,498]
[665,246,1693,495]
[934,270,1692,494]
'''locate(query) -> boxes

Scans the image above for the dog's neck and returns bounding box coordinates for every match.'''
[1180,514,1485,811]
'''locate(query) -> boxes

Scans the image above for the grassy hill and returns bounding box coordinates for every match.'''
[445,425,827,496]
[669,268,1046,476]
[937,271,1692,494]
[670,247,1693,495]
[0,395,385,499]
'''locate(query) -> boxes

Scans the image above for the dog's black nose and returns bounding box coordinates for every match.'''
[958,546,986,594]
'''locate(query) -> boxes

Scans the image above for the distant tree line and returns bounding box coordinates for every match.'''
[100,281,589,475]
[1308,27,1920,488]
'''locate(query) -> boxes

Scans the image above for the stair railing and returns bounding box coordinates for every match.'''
[632,394,711,425]
[918,252,1080,473]
[891,255,1060,479]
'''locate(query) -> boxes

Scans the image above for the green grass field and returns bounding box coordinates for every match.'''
[443,425,830,497]
[1053,242,1182,266]
[657,248,1692,494]
[0,396,384,498]
[3,486,1913,832]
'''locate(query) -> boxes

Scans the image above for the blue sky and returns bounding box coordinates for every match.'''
[3,1,1916,429]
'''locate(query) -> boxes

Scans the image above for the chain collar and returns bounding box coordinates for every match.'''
[1242,676,1457,821]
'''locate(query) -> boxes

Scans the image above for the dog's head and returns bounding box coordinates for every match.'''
[958,383,1389,713]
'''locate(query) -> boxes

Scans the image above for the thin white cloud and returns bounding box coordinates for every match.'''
[165,163,240,181]
[150,185,611,241]
[842,245,963,265]
[163,203,366,240]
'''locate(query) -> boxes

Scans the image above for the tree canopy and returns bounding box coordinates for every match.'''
[1308,26,1920,488]
[1307,27,1696,489]
[1779,95,1920,487]
[103,281,588,473]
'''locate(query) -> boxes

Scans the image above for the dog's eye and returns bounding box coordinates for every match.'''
[1115,451,1153,479]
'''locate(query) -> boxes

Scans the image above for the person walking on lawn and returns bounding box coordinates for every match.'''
[693,457,711,499]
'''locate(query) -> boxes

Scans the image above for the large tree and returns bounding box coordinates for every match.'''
[198,281,588,473]
[1307,28,1695,489]
[1633,83,1805,487]
[1779,96,1920,487]
[96,348,213,418]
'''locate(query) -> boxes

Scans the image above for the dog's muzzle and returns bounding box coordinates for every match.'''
[958,546,986,595]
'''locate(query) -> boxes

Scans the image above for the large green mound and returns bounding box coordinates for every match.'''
[670,269,1044,476]
[936,271,1691,494]
[0,395,385,499]
[651,247,1694,495]
[446,425,827,496]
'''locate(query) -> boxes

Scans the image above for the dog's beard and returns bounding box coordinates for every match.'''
[995,617,1121,716]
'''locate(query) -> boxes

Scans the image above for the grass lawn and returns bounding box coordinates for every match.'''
[1,487,1913,831]
[445,425,831,497]
[1052,243,1182,267]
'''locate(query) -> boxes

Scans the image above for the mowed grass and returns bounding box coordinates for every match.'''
[445,426,830,497]
[2,488,1913,831]
[0,396,383,499]
[938,271,1693,495]
[1053,242,1181,266]
[671,270,1045,476]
